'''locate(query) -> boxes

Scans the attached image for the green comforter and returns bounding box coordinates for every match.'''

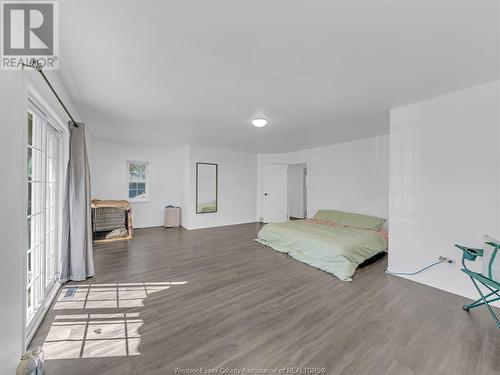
[256,220,388,281]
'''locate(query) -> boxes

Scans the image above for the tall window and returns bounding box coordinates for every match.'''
[26,103,61,330]
[127,161,148,202]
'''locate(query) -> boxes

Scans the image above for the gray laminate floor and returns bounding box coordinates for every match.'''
[30,223,500,375]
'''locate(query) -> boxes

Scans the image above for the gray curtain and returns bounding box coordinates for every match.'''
[59,122,94,282]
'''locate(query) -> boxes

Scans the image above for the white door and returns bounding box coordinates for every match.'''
[26,104,61,332]
[263,164,288,223]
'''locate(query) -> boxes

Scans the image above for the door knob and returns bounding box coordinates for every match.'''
[264,193,269,196]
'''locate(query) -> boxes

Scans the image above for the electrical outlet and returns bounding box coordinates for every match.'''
[439,256,454,263]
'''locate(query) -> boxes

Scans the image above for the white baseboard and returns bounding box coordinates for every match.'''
[182,220,258,231]
[390,272,500,308]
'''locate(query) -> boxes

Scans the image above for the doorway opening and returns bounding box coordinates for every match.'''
[262,162,308,223]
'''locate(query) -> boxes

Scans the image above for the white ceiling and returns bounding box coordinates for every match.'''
[58,0,499,153]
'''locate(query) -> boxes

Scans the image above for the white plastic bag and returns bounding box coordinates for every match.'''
[16,347,45,375]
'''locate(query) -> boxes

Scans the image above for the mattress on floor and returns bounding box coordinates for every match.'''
[256,220,388,281]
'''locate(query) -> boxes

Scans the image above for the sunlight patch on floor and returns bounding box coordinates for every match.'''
[43,282,188,359]
[53,282,187,310]
[43,312,142,359]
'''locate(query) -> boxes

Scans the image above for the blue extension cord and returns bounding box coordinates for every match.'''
[385,260,446,276]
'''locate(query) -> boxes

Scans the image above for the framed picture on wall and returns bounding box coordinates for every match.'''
[196,162,218,214]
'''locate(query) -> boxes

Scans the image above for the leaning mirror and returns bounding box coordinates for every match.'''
[196,163,218,214]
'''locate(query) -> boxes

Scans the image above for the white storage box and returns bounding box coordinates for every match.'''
[165,207,180,227]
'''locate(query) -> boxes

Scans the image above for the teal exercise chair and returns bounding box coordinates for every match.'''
[455,236,500,328]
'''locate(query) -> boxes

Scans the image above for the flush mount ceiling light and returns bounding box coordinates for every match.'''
[251,118,268,127]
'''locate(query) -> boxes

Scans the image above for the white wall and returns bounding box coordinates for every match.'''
[0,71,25,375]
[90,143,258,230]
[90,141,183,228]
[288,164,306,218]
[182,145,257,230]
[257,135,390,222]
[0,70,79,375]
[179,145,192,226]
[388,81,500,303]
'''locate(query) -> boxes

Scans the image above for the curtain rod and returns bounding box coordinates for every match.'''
[22,59,78,128]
